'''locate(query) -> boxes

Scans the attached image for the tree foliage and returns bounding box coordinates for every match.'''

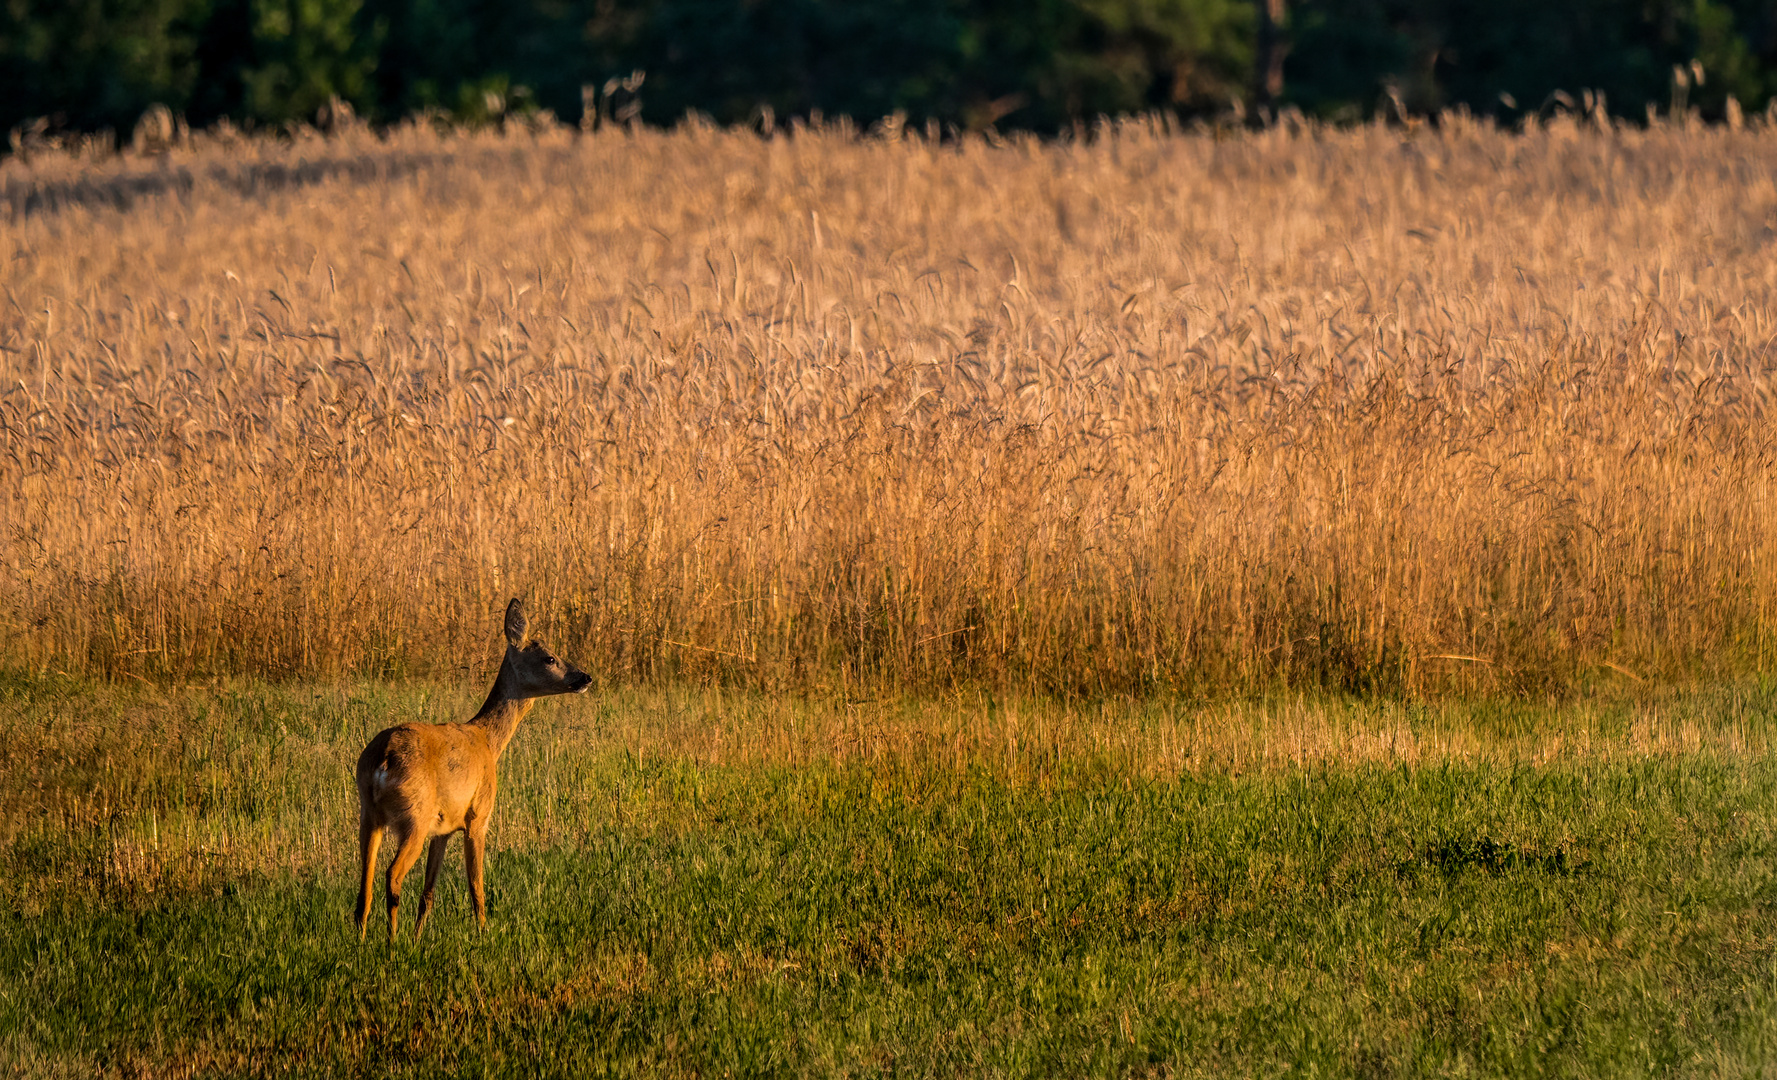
[4,0,1775,139]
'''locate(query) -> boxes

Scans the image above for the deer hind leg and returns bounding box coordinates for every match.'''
[354,815,384,940]
[384,825,427,941]
[413,835,451,938]
[464,822,489,928]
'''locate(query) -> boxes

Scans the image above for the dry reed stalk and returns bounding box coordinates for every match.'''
[1,115,1774,694]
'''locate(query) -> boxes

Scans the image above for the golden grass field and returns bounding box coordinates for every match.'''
[3,115,1775,695]
[9,118,1777,1073]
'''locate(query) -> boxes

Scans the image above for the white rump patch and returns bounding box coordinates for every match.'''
[372,763,390,794]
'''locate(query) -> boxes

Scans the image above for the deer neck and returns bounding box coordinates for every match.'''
[470,655,536,754]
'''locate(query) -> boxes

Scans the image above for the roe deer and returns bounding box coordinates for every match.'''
[353,599,591,940]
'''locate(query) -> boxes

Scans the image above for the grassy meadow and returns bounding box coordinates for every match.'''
[5,116,1777,1075]
[6,675,1777,1076]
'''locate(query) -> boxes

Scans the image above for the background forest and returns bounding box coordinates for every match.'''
[4,0,1775,142]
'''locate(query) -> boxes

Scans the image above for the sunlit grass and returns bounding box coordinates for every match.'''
[5,116,1777,1074]
[8,675,1777,898]
[4,678,1777,1075]
[3,119,1776,694]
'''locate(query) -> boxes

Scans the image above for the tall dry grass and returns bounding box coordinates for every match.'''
[2,115,1775,695]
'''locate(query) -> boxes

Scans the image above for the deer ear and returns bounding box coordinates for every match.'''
[503,599,529,647]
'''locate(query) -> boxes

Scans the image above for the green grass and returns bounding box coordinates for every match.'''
[4,678,1777,1076]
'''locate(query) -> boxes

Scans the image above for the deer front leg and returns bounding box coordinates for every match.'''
[384,826,427,941]
[354,816,384,940]
[464,822,489,928]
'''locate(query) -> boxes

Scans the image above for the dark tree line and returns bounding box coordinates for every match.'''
[3,0,1772,143]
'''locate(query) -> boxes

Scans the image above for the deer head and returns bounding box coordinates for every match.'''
[499,599,592,698]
